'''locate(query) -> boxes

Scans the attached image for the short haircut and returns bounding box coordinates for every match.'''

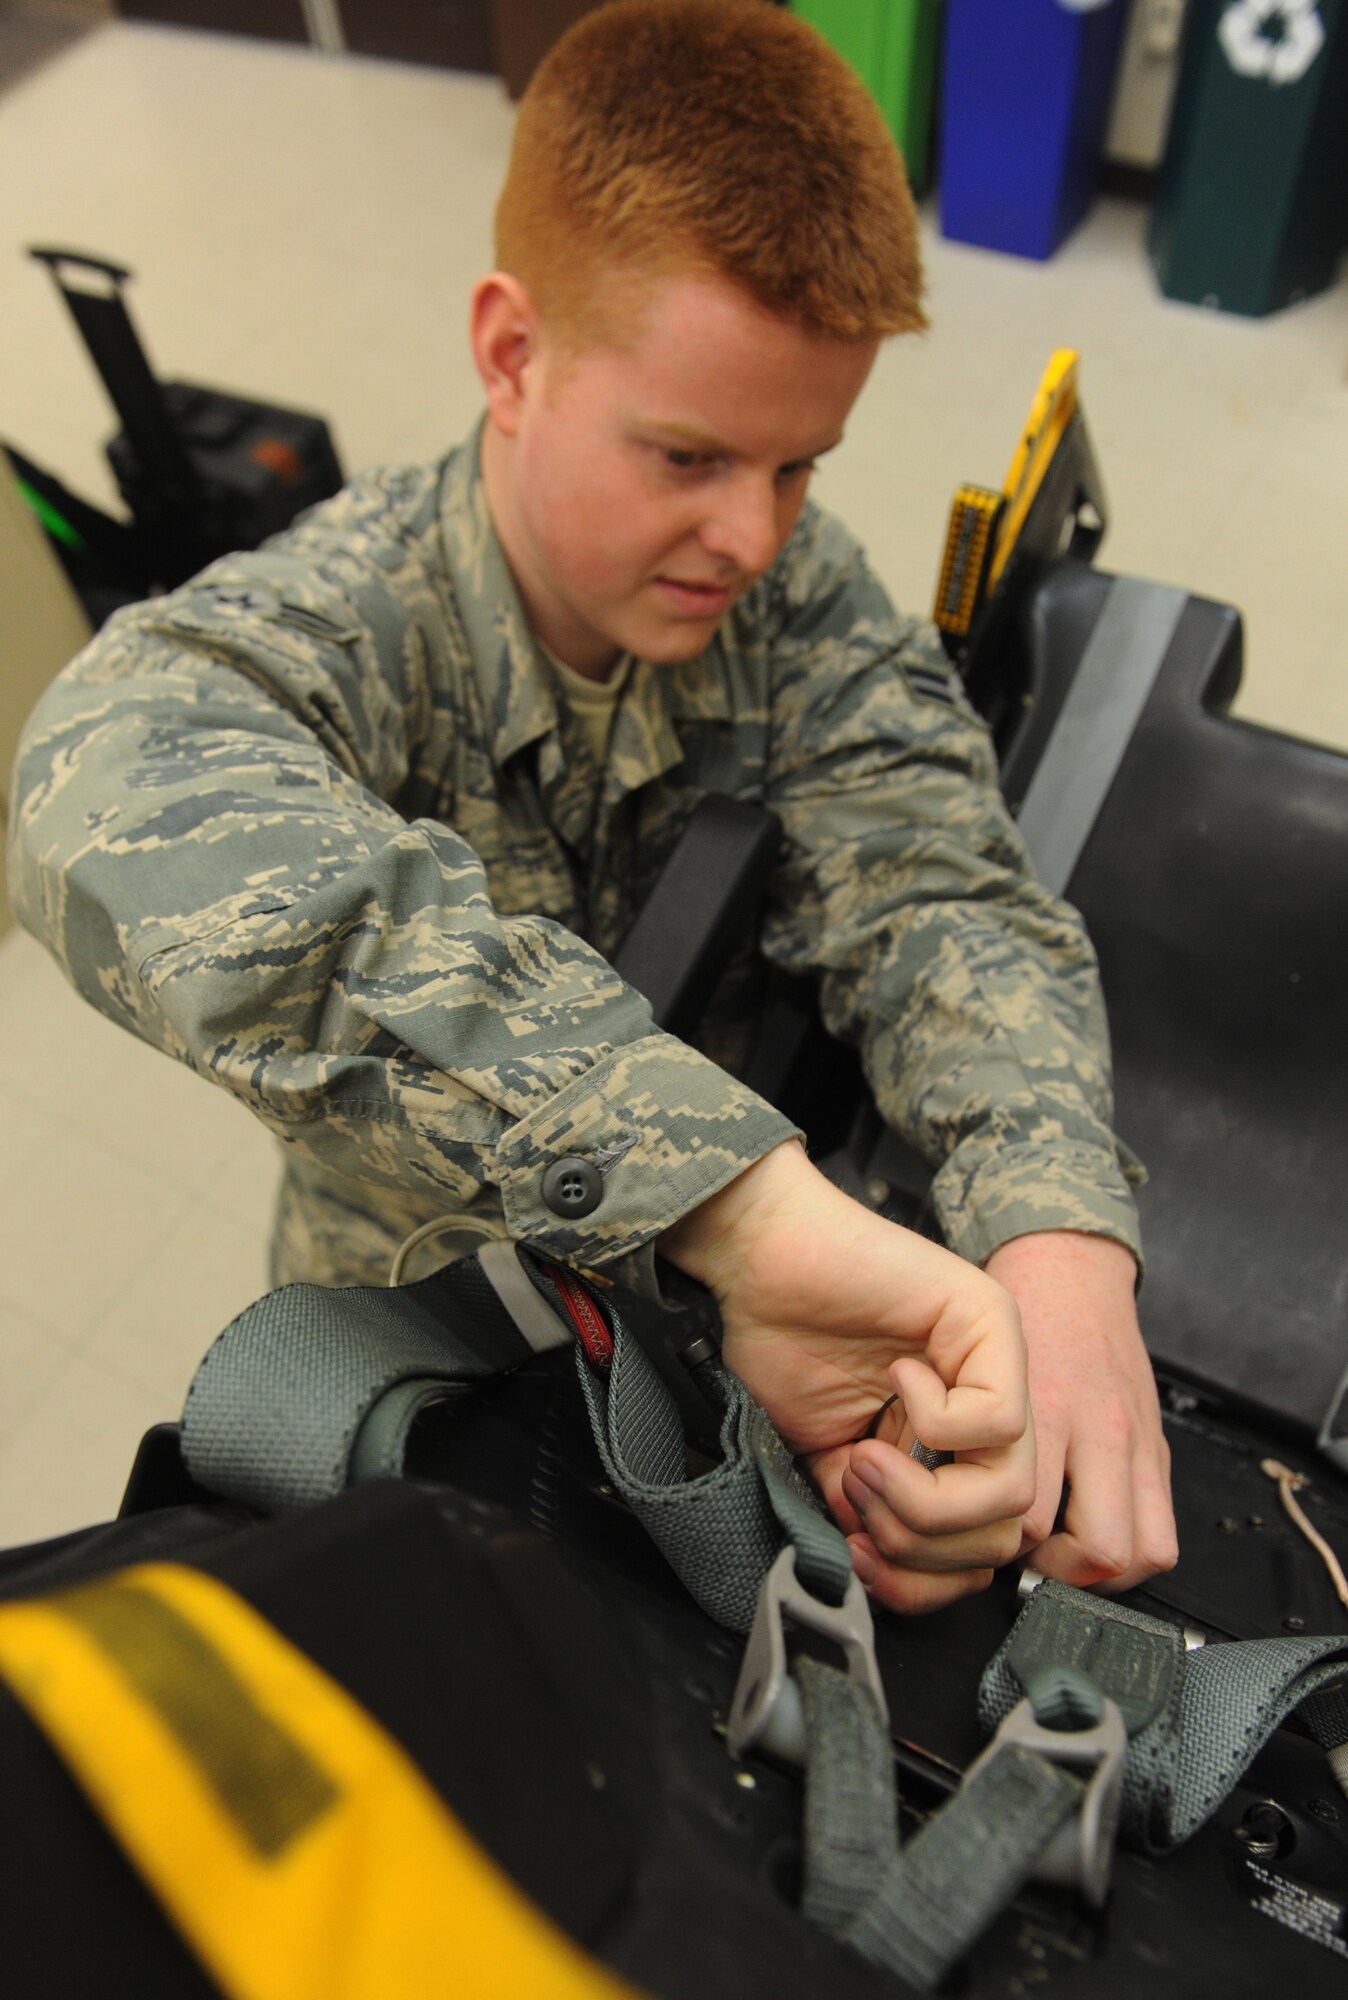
[494,0,926,347]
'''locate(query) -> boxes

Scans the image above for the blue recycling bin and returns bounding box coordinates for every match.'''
[940,0,1131,260]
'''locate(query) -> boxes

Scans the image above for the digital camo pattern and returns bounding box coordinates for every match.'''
[7,426,1141,1290]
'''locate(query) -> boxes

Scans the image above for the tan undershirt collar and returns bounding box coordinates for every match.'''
[540,645,633,768]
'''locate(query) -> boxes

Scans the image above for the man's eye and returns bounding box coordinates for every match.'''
[664,448,707,470]
[777,459,817,483]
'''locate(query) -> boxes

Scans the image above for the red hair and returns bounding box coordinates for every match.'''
[494,0,925,347]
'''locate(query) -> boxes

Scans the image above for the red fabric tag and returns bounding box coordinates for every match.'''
[551,1267,614,1373]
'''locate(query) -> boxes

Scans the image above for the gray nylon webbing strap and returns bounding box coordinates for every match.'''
[1016,577,1188,894]
[850,1746,1082,1992]
[575,1325,849,1633]
[796,1658,896,1932]
[1173,1638,1348,1838]
[182,1276,521,1509]
[182,1253,847,1637]
[797,1659,1082,1992]
[981,1579,1348,1854]
[754,1420,855,1609]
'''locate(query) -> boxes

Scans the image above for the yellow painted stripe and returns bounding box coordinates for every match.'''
[0,1562,643,2000]
[987,347,1079,590]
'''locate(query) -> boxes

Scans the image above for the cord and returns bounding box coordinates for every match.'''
[388,1215,471,1288]
[1260,1457,1348,1614]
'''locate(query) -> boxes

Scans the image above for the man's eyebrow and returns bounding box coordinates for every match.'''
[640,422,845,465]
[782,436,844,466]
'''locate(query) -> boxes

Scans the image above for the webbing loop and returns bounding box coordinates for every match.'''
[962,1683,1126,1906]
[726,1544,886,1766]
[982,1577,1348,1854]
[791,1657,1089,1991]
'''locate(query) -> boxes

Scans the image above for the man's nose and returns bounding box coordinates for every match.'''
[699,474,781,578]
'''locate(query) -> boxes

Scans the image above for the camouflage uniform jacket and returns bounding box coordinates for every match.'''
[8,427,1142,1290]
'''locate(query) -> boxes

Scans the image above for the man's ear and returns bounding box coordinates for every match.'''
[470,273,539,437]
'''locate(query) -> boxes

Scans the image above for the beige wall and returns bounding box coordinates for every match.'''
[0,461,90,933]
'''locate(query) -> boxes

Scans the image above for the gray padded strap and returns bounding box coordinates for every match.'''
[981,1579,1348,1853]
[182,1265,531,1509]
[182,1251,848,1638]
[1017,577,1187,894]
[1172,1637,1348,1841]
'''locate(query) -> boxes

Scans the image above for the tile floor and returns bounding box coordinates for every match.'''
[1,19,1346,1546]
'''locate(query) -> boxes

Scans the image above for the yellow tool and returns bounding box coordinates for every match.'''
[933,349,1100,653]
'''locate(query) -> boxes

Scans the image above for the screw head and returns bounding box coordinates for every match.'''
[1236,1801,1291,1860]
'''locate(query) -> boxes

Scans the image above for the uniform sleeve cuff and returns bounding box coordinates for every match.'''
[931,1140,1144,1272]
[497,1032,800,1264]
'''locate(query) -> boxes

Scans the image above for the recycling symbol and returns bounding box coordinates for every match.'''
[1219,0,1326,83]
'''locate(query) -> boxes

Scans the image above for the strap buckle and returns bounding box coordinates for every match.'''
[963,1685,1126,1908]
[727,1544,888,1768]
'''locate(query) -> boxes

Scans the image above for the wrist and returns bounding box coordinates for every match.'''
[659,1138,812,1289]
[985,1229,1139,1297]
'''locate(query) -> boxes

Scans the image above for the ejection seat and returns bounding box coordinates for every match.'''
[1011,562,1348,1457]
[883,352,1348,1467]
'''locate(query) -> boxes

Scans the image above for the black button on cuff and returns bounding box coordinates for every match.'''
[541,1156,604,1220]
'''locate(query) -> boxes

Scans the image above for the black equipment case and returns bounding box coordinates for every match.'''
[10,247,344,621]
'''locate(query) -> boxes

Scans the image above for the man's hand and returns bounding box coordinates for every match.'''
[660,1141,1035,1614]
[984,1231,1177,1592]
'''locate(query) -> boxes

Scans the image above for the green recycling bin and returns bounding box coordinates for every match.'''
[790,1,942,196]
[1150,0,1348,316]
